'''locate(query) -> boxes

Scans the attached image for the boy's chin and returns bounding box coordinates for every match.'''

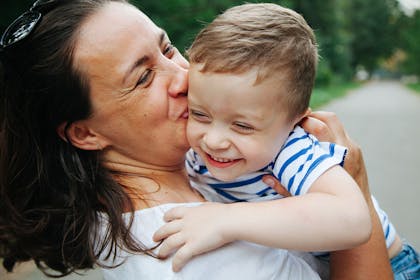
[208,169,242,182]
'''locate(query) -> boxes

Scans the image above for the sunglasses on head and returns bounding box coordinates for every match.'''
[0,0,61,49]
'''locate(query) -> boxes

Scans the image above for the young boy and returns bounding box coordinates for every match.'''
[154,3,418,278]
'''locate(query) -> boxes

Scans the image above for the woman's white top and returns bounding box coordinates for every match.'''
[98,203,322,280]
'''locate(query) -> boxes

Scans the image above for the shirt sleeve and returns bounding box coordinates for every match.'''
[272,126,347,196]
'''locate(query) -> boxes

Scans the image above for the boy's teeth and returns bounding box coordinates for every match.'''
[211,155,232,162]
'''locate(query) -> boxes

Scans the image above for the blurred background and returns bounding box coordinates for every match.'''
[1,0,420,91]
[1,0,420,279]
[1,0,420,103]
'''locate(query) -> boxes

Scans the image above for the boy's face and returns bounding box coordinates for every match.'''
[187,64,299,181]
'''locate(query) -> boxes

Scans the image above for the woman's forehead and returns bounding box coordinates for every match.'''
[77,2,159,46]
[73,2,163,80]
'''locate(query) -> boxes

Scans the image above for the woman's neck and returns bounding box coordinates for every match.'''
[103,160,205,209]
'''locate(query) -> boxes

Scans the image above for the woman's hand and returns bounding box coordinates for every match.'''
[300,111,393,280]
[153,203,235,272]
[300,111,370,198]
[262,176,291,197]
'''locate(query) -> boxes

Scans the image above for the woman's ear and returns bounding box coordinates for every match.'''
[56,121,109,150]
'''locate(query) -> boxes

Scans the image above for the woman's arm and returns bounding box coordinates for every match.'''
[300,111,393,279]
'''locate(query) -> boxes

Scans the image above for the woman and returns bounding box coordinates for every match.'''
[0,0,392,279]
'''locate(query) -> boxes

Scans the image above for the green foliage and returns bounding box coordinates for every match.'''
[310,82,361,109]
[348,0,401,73]
[406,82,420,94]
[315,58,333,87]
[133,0,219,52]
[132,0,273,52]
[2,0,419,81]
[400,11,420,76]
[290,0,353,82]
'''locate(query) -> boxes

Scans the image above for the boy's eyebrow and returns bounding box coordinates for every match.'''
[122,30,166,85]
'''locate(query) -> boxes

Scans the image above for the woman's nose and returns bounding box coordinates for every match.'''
[168,61,188,98]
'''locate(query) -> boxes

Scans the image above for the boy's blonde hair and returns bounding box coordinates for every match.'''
[188,3,317,120]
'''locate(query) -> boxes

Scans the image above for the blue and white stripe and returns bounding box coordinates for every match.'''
[187,126,346,202]
[186,125,396,249]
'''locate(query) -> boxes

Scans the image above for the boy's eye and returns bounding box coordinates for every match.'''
[234,122,254,132]
[190,109,210,121]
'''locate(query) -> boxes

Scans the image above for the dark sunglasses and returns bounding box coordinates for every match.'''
[0,0,61,49]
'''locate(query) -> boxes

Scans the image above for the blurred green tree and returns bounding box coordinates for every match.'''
[400,10,420,75]
[2,0,415,79]
[289,0,353,84]
[347,0,400,73]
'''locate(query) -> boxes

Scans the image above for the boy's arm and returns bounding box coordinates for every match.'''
[154,164,371,271]
[218,165,371,251]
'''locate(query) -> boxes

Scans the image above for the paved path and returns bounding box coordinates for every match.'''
[2,80,419,279]
[322,80,420,250]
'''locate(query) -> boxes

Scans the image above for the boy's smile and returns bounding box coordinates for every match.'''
[205,153,241,168]
[187,64,301,181]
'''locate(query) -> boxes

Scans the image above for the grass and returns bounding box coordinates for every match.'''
[310,82,361,109]
[406,82,420,94]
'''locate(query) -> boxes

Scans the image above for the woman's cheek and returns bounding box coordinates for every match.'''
[188,120,209,147]
[186,120,198,146]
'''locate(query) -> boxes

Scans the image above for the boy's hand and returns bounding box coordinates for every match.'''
[153,203,234,272]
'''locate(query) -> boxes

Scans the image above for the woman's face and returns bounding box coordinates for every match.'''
[73,2,189,168]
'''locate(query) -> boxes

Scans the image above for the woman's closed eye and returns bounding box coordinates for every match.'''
[133,42,175,90]
[136,68,155,88]
[134,43,174,89]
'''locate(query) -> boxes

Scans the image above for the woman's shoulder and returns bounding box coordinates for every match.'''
[129,203,203,241]
[101,240,321,280]
[98,203,322,280]
[98,203,203,251]
[132,202,203,217]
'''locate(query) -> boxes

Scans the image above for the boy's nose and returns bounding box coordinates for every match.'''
[203,130,230,150]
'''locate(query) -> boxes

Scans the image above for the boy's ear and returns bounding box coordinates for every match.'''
[57,121,109,150]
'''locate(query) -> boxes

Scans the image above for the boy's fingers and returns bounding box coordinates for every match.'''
[172,246,194,272]
[153,220,182,242]
[163,206,186,222]
[157,232,185,259]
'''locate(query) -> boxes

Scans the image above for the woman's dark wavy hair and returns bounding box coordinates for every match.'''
[0,0,150,276]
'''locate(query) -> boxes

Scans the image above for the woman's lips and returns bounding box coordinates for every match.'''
[181,110,189,119]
